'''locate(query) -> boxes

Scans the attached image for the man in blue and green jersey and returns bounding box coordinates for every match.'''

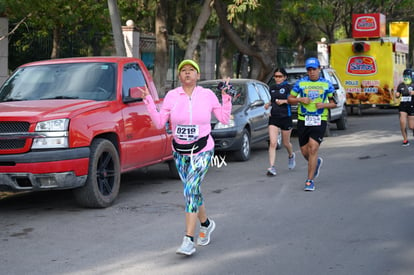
[288,57,337,191]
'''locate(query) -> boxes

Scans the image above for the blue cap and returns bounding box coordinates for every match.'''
[305,57,320,69]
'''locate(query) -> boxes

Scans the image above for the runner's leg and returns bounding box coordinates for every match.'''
[399,111,408,141]
[268,125,279,167]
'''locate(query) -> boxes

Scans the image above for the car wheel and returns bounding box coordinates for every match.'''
[324,124,331,137]
[276,129,282,150]
[336,107,348,130]
[233,129,251,161]
[73,138,120,208]
[267,129,282,150]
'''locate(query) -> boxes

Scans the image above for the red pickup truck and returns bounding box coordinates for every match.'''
[0,57,177,208]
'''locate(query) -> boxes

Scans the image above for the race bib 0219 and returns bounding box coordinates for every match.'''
[175,124,199,141]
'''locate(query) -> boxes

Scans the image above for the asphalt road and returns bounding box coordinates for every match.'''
[1,107,414,275]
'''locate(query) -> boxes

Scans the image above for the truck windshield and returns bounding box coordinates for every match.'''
[0,62,117,102]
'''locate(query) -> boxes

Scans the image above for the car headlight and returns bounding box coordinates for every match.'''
[32,119,69,149]
[214,118,235,129]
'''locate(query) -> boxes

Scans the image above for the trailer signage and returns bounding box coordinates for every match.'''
[347,56,377,75]
[355,16,376,31]
[352,13,386,38]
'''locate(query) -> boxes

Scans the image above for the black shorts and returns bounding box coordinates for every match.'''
[297,120,327,147]
[268,116,293,131]
[399,103,414,116]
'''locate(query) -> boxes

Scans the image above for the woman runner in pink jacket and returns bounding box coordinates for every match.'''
[141,59,232,256]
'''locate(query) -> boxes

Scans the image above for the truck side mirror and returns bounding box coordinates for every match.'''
[129,86,144,98]
[123,86,144,103]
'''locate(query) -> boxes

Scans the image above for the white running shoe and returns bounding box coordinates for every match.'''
[288,152,296,169]
[197,220,216,246]
[266,166,277,176]
[176,236,196,256]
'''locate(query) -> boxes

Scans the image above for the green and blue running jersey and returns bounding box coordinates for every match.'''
[291,76,334,121]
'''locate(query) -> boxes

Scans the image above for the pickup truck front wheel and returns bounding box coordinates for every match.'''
[73,138,120,208]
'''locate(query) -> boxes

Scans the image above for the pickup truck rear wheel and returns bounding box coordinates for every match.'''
[168,160,180,180]
[73,138,120,208]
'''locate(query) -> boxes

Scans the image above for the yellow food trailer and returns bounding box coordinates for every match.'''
[329,13,409,114]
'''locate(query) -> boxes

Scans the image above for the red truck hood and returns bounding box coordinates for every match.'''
[0,100,109,121]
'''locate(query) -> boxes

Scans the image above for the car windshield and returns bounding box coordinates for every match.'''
[286,72,307,85]
[0,62,117,102]
[268,71,307,87]
[199,82,245,105]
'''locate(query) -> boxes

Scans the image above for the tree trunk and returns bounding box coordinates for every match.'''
[252,24,277,80]
[295,43,306,66]
[107,0,126,56]
[154,0,169,96]
[50,27,60,59]
[213,0,272,81]
[184,0,213,60]
[218,35,233,78]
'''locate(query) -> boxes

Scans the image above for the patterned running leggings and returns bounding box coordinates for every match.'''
[173,150,214,213]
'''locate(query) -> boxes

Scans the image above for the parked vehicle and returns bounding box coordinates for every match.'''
[0,57,177,208]
[198,79,280,161]
[267,67,348,135]
[330,13,408,115]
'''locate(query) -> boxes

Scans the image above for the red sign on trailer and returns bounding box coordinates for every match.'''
[352,13,386,38]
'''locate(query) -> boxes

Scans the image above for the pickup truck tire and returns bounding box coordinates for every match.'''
[167,160,180,180]
[73,138,121,208]
[233,128,251,161]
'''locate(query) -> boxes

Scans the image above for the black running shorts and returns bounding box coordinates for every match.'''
[399,103,414,116]
[268,116,293,131]
[297,120,327,147]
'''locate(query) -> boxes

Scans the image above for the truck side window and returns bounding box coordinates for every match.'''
[122,63,147,98]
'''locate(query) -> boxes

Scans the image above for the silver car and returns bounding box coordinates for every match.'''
[198,79,281,161]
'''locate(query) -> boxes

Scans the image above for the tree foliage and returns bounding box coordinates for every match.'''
[4,0,111,69]
[3,0,414,77]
